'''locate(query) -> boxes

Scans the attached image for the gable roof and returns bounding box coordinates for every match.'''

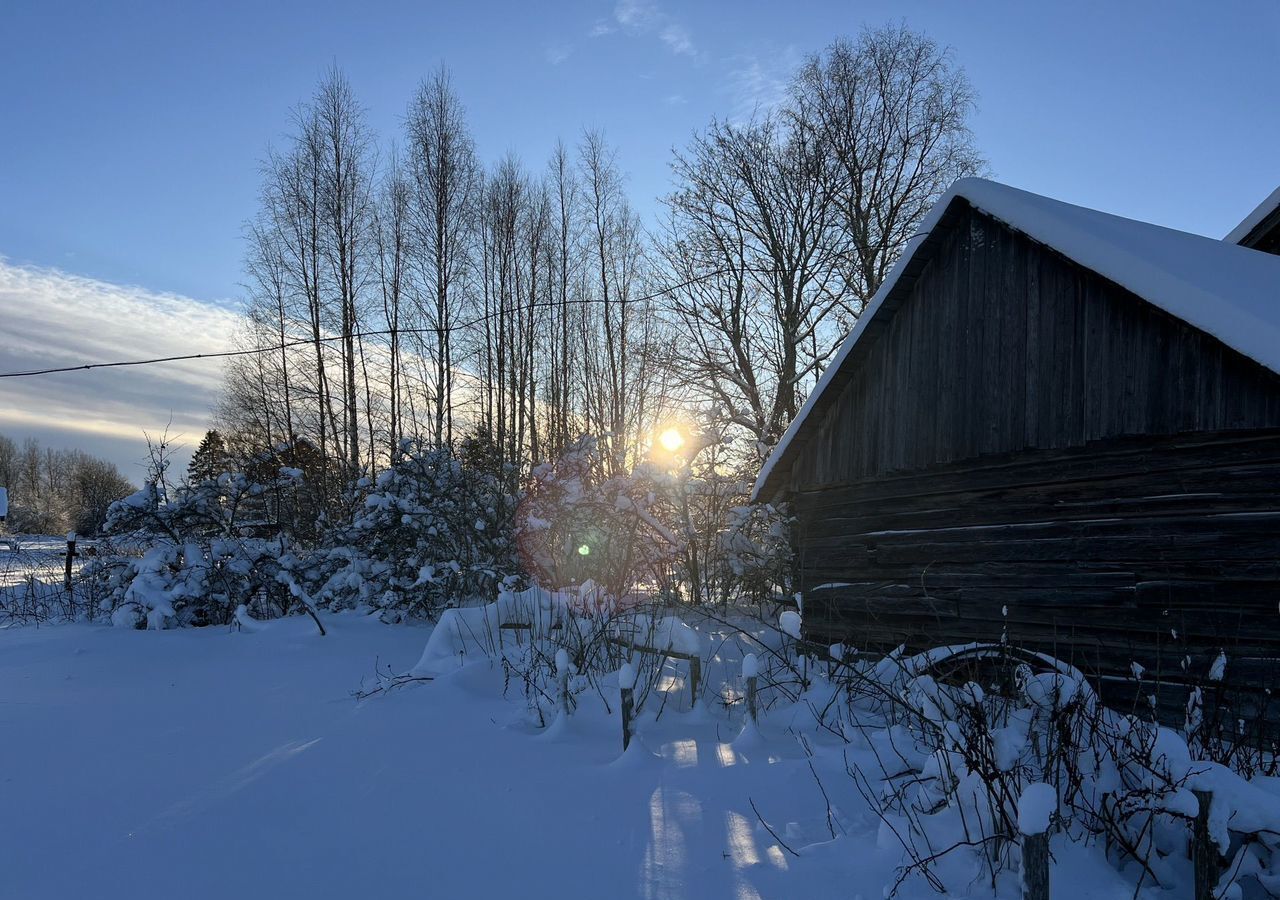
[1225,185,1280,249]
[754,177,1280,501]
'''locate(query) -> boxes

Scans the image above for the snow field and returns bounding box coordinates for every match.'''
[5,607,1267,898]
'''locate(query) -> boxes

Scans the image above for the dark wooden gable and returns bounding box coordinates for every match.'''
[1235,201,1280,256]
[784,201,1280,492]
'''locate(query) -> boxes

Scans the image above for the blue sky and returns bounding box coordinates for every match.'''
[1,0,1278,478]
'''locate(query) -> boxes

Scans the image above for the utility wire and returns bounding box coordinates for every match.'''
[0,267,765,379]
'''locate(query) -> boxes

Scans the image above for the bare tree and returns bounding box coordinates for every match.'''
[791,24,984,301]
[579,131,667,472]
[662,114,846,447]
[0,431,134,534]
[662,23,983,451]
[313,66,375,475]
[406,67,479,449]
[372,150,412,455]
[543,140,583,458]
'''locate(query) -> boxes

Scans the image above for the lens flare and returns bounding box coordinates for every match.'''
[658,427,685,453]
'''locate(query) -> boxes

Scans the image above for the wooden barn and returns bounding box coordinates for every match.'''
[753,178,1280,725]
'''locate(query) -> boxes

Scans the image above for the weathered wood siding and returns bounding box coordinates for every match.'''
[780,202,1280,730]
[792,430,1280,729]
[786,204,1280,488]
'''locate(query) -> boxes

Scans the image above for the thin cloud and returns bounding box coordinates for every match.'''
[545,43,571,65]
[602,0,696,57]
[724,46,802,120]
[659,23,693,56]
[0,259,239,476]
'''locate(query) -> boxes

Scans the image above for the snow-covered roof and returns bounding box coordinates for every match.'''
[1225,185,1280,245]
[753,177,1280,500]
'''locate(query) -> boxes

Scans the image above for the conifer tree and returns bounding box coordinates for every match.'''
[187,431,230,484]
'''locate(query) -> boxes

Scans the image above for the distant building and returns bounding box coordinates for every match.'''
[755,178,1280,728]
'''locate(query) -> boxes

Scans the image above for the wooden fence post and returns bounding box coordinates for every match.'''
[1018,782,1053,900]
[64,532,77,594]
[64,531,77,618]
[620,686,634,750]
[689,656,701,708]
[746,674,758,724]
[619,660,636,751]
[1021,831,1049,900]
[1193,789,1217,900]
[555,648,572,720]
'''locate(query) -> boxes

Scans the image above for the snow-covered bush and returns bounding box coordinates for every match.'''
[406,583,709,727]
[84,469,316,629]
[306,438,519,620]
[516,435,681,599]
[796,642,1280,896]
[719,501,793,605]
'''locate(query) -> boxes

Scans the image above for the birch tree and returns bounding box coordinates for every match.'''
[406,67,480,449]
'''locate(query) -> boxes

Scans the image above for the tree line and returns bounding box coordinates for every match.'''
[0,433,135,535]
[218,23,982,517]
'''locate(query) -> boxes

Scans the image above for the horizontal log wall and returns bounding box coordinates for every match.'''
[793,430,1280,732]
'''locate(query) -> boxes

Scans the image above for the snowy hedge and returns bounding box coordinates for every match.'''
[304,439,520,619]
[85,470,312,628]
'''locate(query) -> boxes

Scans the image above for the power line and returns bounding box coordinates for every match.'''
[0,267,762,379]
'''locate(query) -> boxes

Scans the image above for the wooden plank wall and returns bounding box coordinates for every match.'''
[793,430,1280,732]
[788,205,1280,490]
[778,203,1280,733]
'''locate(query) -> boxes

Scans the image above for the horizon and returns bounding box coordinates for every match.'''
[3,0,1278,480]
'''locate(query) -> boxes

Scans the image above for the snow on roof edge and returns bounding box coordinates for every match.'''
[1225,185,1280,245]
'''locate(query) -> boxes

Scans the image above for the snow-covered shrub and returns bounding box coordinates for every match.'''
[516,435,682,599]
[720,501,793,606]
[812,643,1280,896]
[306,438,519,619]
[83,469,315,629]
[407,583,708,727]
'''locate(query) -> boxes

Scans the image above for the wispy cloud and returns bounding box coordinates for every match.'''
[0,259,240,476]
[544,42,571,65]
[596,0,696,58]
[658,23,693,56]
[724,45,803,120]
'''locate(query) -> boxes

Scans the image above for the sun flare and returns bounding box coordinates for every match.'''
[658,427,685,453]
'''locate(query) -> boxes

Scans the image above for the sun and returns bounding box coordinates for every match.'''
[658,427,685,453]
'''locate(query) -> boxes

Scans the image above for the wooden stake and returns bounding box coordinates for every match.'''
[620,686,634,751]
[746,674,758,723]
[64,532,77,593]
[689,656,701,708]
[1021,831,1049,900]
[1193,789,1217,900]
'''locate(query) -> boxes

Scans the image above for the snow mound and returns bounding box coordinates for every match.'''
[412,585,569,676]
[610,613,700,656]
[1018,782,1056,836]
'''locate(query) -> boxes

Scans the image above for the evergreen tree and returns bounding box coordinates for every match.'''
[187,431,230,484]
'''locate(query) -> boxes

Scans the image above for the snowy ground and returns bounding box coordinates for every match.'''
[0,615,1138,899]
